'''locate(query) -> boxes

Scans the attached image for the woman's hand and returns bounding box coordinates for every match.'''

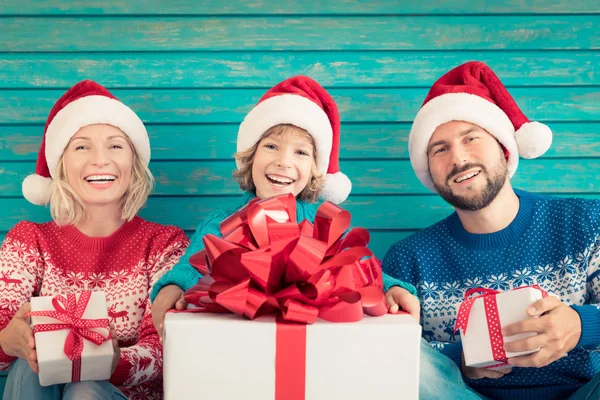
[109,324,121,375]
[0,303,38,373]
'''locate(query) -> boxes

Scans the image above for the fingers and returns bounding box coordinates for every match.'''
[175,295,187,311]
[464,366,511,380]
[385,292,399,313]
[392,290,420,323]
[502,317,542,337]
[400,297,420,323]
[27,349,38,374]
[158,323,164,343]
[481,367,511,379]
[16,302,30,318]
[508,348,561,368]
[526,296,561,317]
[503,334,545,353]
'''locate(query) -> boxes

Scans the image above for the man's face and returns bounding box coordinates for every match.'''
[427,121,509,211]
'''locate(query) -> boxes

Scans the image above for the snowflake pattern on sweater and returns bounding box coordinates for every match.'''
[0,217,189,400]
[383,191,600,400]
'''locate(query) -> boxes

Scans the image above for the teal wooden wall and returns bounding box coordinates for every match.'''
[0,0,599,258]
[0,0,599,391]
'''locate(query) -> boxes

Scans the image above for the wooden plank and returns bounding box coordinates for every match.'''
[3,193,600,232]
[1,122,598,162]
[0,229,416,260]
[1,16,598,52]
[2,0,598,15]
[1,52,599,88]
[0,195,453,231]
[0,88,597,124]
[2,159,600,196]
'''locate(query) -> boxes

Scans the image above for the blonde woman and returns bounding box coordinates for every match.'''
[0,81,189,400]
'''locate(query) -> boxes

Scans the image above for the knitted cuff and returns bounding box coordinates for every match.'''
[382,273,418,297]
[571,305,600,348]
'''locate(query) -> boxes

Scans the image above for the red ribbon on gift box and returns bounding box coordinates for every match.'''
[184,193,388,323]
[182,193,393,399]
[454,285,549,368]
[27,291,111,382]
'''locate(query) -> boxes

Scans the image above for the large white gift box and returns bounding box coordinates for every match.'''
[29,291,114,386]
[456,287,546,369]
[164,312,421,400]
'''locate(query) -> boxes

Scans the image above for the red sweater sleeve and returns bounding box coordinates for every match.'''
[0,222,44,369]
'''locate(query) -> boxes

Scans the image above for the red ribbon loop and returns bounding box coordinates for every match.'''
[27,291,111,382]
[186,194,386,324]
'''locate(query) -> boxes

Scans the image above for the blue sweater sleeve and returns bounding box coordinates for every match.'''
[571,305,600,348]
[570,200,600,348]
[150,212,226,302]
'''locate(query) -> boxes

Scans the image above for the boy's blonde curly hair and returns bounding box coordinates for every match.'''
[233,124,323,202]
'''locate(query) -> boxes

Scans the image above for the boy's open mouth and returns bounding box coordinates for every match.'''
[266,174,295,187]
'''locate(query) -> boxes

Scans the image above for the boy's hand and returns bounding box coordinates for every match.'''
[152,285,187,341]
[385,286,420,323]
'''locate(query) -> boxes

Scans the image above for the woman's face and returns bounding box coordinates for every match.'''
[62,124,134,212]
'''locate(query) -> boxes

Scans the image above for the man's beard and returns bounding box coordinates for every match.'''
[433,160,508,211]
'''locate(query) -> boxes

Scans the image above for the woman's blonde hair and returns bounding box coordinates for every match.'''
[233,124,324,202]
[49,135,155,226]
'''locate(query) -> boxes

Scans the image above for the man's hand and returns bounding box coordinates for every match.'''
[503,296,581,368]
[461,352,512,379]
[385,286,420,323]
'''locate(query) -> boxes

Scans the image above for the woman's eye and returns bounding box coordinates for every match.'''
[111,144,123,149]
[75,145,87,151]
[296,150,310,156]
[264,144,277,150]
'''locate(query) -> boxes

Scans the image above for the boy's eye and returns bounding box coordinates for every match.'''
[264,144,277,150]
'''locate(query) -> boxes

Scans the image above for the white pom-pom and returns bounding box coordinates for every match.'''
[320,172,352,204]
[22,174,53,205]
[515,121,552,159]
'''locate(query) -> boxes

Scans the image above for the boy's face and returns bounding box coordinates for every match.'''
[426,120,508,211]
[252,128,315,200]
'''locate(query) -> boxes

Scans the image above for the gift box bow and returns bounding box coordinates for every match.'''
[184,193,388,323]
[453,285,549,368]
[27,291,111,382]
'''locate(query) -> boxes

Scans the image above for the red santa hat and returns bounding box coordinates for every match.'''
[22,80,150,205]
[409,61,552,192]
[237,75,351,204]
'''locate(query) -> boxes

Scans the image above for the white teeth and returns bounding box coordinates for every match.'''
[85,174,116,182]
[267,174,294,184]
[455,171,479,183]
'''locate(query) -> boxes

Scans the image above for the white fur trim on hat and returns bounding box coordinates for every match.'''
[515,121,552,159]
[237,94,332,174]
[22,174,53,206]
[320,171,352,204]
[45,95,150,179]
[409,93,519,192]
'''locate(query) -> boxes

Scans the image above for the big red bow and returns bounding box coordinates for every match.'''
[27,291,110,382]
[184,194,388,323]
